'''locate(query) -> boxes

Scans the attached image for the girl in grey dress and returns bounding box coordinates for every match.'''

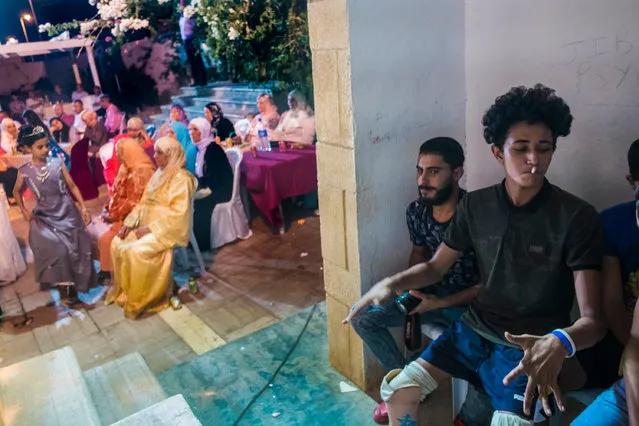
[13,125,96,306]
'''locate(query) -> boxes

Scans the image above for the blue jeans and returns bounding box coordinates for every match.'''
[349,298,465,371]
[572,379,628,426]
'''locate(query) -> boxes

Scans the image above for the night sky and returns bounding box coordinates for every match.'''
[2,0,95,43]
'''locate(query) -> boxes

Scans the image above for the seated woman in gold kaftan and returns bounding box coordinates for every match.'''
[106,136,196,319]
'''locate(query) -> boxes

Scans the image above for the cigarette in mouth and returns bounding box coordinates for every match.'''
[531,167,537,174]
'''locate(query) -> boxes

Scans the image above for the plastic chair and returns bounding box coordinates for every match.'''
[69,138,99,200]
[209,147,253,249]
[175,199,207,277]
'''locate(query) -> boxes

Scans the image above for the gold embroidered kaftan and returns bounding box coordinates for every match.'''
[107,169,195,318]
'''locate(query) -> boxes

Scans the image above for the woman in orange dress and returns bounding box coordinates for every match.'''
[88,137,156,284]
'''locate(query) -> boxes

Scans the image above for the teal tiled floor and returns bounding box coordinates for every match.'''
[158,303,377,425]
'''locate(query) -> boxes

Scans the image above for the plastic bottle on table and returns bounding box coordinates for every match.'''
[256,118,270,152]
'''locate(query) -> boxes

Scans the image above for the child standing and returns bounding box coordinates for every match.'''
[13,125,96,306]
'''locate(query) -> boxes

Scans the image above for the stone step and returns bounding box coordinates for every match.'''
[0,346,101,426]
[108,394,201,426]
[161,101,256,120]
[83,352,168,426]
[176,85,269,103]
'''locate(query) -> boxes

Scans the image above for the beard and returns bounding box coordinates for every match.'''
[419,178,455,206]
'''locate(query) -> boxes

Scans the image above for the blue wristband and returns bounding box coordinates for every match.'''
[551,329,575,358]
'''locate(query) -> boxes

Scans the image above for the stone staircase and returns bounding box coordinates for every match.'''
[150,83,271,127]
[0,346,201,426]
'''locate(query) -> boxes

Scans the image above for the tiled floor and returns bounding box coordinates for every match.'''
[0,191,325,377]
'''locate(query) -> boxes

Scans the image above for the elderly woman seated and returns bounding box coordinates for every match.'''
[88,138,156,285]
[106,136,196,319]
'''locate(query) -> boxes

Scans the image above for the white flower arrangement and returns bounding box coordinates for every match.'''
[183,5,197,18]
[97,0,129,20]
[228,27,239,40]
[119,18,150,32]
[38,22,52,33]
[157,0,170,4]
[80,20,101,36]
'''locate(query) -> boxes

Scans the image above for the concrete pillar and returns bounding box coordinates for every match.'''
[309,0,466,394]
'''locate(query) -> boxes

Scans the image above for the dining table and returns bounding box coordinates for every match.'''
[240,145,317,230]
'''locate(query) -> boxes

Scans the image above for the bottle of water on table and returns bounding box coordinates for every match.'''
[256,118,270,152]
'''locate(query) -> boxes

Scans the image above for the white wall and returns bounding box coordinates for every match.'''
[466,0,639,209]
[0,58,46,95]
[347,0,466,286]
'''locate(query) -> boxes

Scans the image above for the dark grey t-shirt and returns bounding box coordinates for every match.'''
[443,179,603,347]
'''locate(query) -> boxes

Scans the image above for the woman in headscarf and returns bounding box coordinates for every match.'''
[204,102,235,140]
[107,137,196,319]
[158,103,190,139]
[1,118,19,154]
[189,117,233,251]
[168,121,196,175]
[22,110,71,169]
[275,90,316,146]
[50,117,79,144]
[88,138,156,284]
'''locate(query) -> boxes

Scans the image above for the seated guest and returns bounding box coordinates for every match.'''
[104,117,154,190]
[91,86,103,114]
[274,90,316,146]
[88,138,155,285]
[25,91,45,118]
[246,93,280,143]
[22,110,70,168]
[107,136,196,319]
[72,84,89,102]
[72,100,87,134]
[158,104,190,138]
[189,117,233,251]
[51,85,71,103]
[100,94,124,137]
[82,110,108,155]
[349,137,484,425]
[9,94,25,116]
[204,102,235,140]
[168,121,195,174]
[50,117,79,144]
[52,103,75,127]
[346,85,607,426]
[571,140,639,425]
[1,118,19,154]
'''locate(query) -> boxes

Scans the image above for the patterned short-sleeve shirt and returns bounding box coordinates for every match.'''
[406,190,480,298]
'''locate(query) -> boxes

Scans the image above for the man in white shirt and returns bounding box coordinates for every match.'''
[72,84,89,102]
[72,100,87,134]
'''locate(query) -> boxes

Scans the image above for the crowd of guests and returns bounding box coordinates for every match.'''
[342,84,638,426]
[0,88,316,320]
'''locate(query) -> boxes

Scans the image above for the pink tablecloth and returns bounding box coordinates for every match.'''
[240,146,317,227]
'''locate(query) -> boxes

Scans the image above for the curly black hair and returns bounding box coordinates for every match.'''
[482,84,573,149]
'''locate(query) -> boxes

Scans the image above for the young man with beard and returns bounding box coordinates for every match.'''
[348,137,483,424]
[346,85,607,426]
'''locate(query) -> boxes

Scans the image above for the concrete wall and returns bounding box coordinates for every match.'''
[465,0,639,209]
[0,58,46,94]
[348,0,466,290]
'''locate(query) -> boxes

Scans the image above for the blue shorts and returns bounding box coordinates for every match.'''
[420,321,541,420]
[572,379,628,426]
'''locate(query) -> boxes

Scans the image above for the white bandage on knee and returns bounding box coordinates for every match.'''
[490,412,533,426]
[380,361,438,402]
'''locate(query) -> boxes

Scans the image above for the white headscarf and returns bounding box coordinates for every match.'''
[146,136,186,193]
[190,117,214,178]
[1,118,18,154]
